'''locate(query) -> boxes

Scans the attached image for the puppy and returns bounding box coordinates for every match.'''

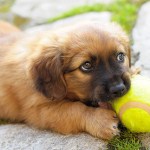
[0,21,131,140]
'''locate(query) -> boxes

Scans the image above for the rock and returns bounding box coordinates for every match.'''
[11,0,113,25]
[25,12,111,33]
[0,124,107,150]
[132,1,150,77]
[139,133,150,149]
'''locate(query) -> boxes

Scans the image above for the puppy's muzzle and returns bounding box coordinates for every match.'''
[109,83,126,97]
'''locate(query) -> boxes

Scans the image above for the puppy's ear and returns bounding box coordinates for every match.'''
[30,51,67,100]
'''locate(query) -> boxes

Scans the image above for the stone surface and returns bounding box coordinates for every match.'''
[11,0,113,25]
[132,1,150,77]
[139,133,150,149]
[26,12,111,33]
[0,124,107,150]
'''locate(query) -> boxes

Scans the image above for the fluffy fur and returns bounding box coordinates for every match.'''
[0,21,132,140]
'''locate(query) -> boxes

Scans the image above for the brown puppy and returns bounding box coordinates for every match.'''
[0,21,131,140]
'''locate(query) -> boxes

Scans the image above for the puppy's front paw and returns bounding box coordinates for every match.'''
[84,108,120,140]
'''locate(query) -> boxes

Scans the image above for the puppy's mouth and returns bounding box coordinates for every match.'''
[98,101,113,110]
[84,100,113,110]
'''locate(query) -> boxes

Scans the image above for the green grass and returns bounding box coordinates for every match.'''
[108,129,145,150]
[47,0,147,33]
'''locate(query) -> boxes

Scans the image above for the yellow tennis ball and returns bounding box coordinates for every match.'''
[112,75,150,132]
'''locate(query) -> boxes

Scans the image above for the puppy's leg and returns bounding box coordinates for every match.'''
[84,107,119,139]
[23,100,119,140]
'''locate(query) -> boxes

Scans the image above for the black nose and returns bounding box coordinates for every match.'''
[109,83,126,97]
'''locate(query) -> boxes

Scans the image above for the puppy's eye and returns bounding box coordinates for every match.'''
[80,61,93,72]
[117,52,125,62]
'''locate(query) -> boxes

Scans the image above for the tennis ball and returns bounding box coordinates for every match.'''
[112,75,150,132]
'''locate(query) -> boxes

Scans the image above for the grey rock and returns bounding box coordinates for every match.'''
[11,0,113,25]
[132,1,150,77]
[0,124,107,150]
[25,12,111,33]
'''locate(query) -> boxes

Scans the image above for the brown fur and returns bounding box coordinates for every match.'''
[0,21,132,140]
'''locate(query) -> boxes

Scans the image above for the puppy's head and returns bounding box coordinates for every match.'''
[29,22,131,106]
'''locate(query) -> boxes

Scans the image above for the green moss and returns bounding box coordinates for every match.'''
[0,0,15,12]
[107,129,145,150]
[110,0,147,33]
[47,0,148,33]
[0,119,11,124]
[47,4,108,23]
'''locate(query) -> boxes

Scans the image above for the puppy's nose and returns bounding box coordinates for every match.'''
[109,83,126,97]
